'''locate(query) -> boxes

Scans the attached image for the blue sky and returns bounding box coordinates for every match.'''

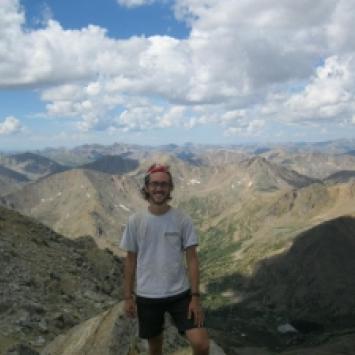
[1,0,355,150]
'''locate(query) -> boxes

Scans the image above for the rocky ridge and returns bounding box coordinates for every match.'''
[0,206,123,353]
[0,153,68,181]
[41,302,226,355]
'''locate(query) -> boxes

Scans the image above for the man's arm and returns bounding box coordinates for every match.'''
[186,246,204,327]
[186,246,200,294]
[123,251,137,318]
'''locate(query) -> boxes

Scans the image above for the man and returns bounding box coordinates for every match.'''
[120,163,209,355]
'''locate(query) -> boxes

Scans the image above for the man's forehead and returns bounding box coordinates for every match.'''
[149,172,170,181]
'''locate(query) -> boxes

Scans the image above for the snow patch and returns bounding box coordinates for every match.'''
[119,204,130,212]
[189,179,201,185]
[277,323,298,334]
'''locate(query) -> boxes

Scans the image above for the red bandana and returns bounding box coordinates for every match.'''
[146,164,170,175]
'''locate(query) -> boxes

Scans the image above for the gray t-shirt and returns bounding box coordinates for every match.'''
[120,207,198,298]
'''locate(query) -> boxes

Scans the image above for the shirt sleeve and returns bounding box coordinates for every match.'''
[182,215,198,249]
[119,216,138,252]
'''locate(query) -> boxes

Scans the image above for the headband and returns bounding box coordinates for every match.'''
[146,164,170,175]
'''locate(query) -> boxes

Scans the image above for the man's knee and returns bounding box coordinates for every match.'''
[193,339,209,354]
[148,333,163,355]
[187,328,210,354]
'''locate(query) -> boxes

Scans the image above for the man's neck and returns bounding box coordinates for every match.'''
[148,203,171,216]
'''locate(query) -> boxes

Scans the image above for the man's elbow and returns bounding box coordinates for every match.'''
[125,251,137,267]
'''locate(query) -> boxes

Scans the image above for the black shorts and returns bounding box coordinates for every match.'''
[136,289,198,339]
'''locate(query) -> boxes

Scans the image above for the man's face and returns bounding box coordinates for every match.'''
[145,171,172,205]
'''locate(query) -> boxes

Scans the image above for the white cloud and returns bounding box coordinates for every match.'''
[259,55,355,123]
[117,0,155,8]
[111,104,189,132]
[287,56,353,115]
[247,119,265,133]
[0,116,23,135]
[1,0,355,136]
[224,119,265,137]
[115,105,163,131]
[159,106,186,127]
[35,2,53,26]
[221,110,246,124]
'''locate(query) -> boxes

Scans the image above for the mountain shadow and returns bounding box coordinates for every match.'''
[79,155,139,175]
[324,170,355,184]
[0,165,30,196]
[0,165,29,182]
[205,216,355,353]
[2,152,69,179]
[176,150,203,166]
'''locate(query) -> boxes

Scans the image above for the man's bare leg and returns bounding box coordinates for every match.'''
[148,333,163,355]
[186,328,209,355]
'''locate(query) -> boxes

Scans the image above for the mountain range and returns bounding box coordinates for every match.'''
[1,141,355,354]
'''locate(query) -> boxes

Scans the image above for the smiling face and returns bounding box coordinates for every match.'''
[145,171,173,206]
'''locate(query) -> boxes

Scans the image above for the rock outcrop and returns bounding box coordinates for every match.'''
[0,206,123,353]
[42,302,226,355]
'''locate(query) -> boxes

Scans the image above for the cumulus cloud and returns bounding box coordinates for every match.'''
[34,2,53,26]
[224,119,265,136]
[285,55,354,121]
[0,116,23,135]
[112,104,188,132]
[257,54,355,124]
[1,0,355,136]
[117,0,156,8]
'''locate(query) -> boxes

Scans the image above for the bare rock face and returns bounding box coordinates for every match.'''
[41,303,135,355]
[0,206,123,353]
[41,302,226,355]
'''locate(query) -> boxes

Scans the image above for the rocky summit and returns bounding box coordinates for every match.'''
[41,302,226,355]
[0,206,123,354]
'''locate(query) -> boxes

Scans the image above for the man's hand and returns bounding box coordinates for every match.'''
[188,296,205,327]
[123,298,137,318]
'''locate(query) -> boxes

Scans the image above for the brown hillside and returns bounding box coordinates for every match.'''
[1,169,144,251]
[263,150,355,179]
